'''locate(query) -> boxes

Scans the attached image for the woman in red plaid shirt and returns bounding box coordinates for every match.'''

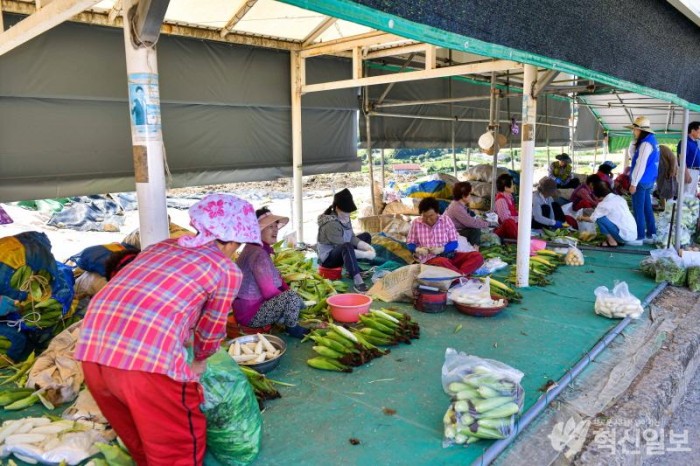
[406,197,484,276]
[76,194,261,466]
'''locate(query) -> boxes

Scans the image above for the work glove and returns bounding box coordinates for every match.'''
[355,248,376,261]
[415,247,429,257]
[357,240,373,252]
[429,246,445,255]
[554,221,563,229]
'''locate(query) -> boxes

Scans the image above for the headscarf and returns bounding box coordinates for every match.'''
[178,194,261,248]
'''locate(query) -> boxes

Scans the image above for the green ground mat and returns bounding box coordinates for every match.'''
[0,251,656,465]
[255,250,656,465]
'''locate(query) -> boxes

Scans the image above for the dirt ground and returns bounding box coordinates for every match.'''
[0,173,393,261]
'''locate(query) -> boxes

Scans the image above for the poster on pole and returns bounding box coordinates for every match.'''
[127,72,162,144]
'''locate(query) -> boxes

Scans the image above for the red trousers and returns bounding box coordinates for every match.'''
[426,251,484,276]
[82,362,206,466]
[495,219,518,239]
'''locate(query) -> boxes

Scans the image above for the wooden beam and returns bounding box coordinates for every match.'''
[219,0,257,38]
[302,16,335,46]
[364,42,426,60]
[1,0,300,51]
[0,0,100,57]
[107,0,121,24]
[532,69,558,97]
[303,60,523,94]
[424,44,435,70]
[301,31,405,57]
[352,46,361,80]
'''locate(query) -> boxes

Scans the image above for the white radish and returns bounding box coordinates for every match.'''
[232,341,241,356]
[241,344,254,355]
[254,340,263,355]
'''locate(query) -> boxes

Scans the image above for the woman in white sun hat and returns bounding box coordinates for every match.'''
[626,116,660,244]
[233,207,309,338]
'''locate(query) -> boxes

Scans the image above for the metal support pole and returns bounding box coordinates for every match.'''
[122,0,168,249]
[452,119,457,177]
[545,97,550,165]
[381,148,386,193]
[516,65,538,288]
[366,115,376,215]
[291,51,304,243]
[467,148,471,169]
[674,108,691,251]
[489,72,500,208]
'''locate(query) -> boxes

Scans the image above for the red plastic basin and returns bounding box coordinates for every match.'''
[318,265,343,280]
[327,293,372,323]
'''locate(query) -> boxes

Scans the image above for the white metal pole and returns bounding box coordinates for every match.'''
[291,51,304,243]
[674,108,690,251]
[516,65,538,287]
[122,0,168,249]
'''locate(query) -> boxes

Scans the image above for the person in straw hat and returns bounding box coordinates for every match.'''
[76,194,260,465]
[233,206,309,338]
[626,116,660,244]
[548,153,580,189]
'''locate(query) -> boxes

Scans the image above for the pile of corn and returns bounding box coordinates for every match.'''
[505,250,563,287]
[306,311,420,373]
[273,247,348,321]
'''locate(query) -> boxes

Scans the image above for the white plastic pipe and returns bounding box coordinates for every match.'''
[674,108,690,252]
[291,51,304,243]
[515,65,538,287]
[122,0,168,249]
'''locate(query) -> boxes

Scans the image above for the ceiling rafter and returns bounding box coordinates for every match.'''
[301,15,336,46]
[301,30,406,58]
[2,0,300,51]
[0,0,100,57]
[219,0,257,38]
[303,59,523,94]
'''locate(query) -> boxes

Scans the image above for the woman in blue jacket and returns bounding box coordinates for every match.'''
[626,116,660,244]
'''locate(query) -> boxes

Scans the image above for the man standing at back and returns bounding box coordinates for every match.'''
[679,121,700,197]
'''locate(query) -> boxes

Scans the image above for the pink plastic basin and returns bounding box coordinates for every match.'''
[327,293,373,323]
[530,238,547,255]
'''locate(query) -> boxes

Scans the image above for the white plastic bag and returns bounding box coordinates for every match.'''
[447,278,490,305]
[441,349,524,447]
[593,282,644,319]
[472,258,509,276]
[564,247,585,266]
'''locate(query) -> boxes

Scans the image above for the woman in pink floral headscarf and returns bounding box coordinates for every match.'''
[77,194,259,466]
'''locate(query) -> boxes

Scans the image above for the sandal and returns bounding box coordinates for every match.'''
[600,240,618,248]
